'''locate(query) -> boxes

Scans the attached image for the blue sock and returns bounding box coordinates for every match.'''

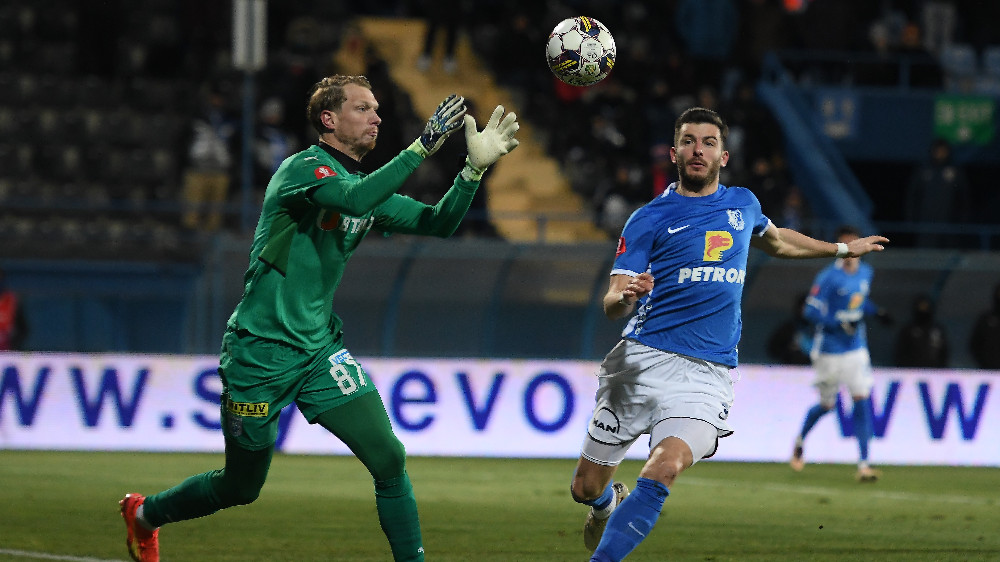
[581,482,615,510]
[591,477,669,562]
[799,404,829,439]
[852,397,873,462]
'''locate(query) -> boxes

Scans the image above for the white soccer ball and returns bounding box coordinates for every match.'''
[545,16,616,87]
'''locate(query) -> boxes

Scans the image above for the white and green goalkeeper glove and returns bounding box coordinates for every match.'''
[461,105,520,181]
[408,94,467,158]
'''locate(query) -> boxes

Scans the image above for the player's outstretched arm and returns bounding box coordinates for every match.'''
[460,105,520,181]
[407,94,467,158]
[753,226,889,259]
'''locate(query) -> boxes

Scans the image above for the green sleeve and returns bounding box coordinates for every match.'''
[374,175,480,237]
[310,149,422,214]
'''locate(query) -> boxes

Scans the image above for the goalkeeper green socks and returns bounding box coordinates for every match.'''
[375,472,425,561]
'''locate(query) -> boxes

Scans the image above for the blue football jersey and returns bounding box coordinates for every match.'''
[803,260,878,354]
[612,183,772,367]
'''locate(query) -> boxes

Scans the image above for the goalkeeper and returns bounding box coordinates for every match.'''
[118,74,519,562]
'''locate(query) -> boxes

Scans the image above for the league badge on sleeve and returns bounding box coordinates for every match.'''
[314,166,337,179]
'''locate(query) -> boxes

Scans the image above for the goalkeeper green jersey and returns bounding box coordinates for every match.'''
[227,143,479,349]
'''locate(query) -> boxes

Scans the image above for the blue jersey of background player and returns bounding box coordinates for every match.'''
[804,257,878,355]
[613,183,771,367]
[791,225,891,483]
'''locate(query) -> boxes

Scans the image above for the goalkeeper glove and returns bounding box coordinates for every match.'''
[408,94,467,158]
[460,105,520,181]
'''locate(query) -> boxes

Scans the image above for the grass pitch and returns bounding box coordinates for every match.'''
[0,451,998,561]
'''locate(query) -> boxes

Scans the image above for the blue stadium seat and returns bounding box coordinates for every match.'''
[939,42,978,91]
[982,45,1000,76]
[976,45,1000,94]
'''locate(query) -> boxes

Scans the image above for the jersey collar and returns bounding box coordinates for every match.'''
[317,141,363,174]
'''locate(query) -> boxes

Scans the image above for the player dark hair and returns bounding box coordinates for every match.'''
[673,107,729,149]
[836,225,861,239]
[306,75,373,135]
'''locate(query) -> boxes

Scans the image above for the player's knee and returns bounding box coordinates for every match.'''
[217,480,264,507]
[230,487,262,506]
[569,475,606,503]
[645,457,685,484]
[367,438,407,482]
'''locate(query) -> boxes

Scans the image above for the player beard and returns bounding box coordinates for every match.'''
[676,155,721,193]
[334,132,377,161]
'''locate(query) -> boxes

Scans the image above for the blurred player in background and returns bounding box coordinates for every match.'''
[118,74,519,562]
[790,225,892,482]
[0,266,29,351]
[570,107,888,562]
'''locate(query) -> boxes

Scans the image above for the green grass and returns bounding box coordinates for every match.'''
[0,451,998,561]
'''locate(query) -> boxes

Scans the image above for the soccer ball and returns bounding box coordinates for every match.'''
[545,16,616,87]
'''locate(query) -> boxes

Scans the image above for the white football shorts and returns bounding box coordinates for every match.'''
[580,339,735,467]
[810,347,874,406]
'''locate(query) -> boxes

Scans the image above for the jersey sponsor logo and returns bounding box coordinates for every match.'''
[848,293,865,310]
[313,165,336,179]
[703,230,733,261]
[318,210,342,231]
[615,236,626,257]
[677,266,746,284]
[316,211,374,234]
[226,399,269,418]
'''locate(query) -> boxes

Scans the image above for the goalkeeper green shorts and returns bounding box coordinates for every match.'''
[218,328,378,450]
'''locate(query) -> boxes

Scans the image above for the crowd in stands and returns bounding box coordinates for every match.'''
[1,0,1000,259]
[465,0,1000,238]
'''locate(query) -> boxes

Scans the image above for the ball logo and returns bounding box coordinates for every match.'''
[314,166,336,179]
[615,236,626,257]
[703,231,733,261]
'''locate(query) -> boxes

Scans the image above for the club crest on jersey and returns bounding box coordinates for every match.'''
[703,231,734,261]
[727,209,745,231]
[314,166,337,179]
[615,236,626,257]
[228,414,243,437]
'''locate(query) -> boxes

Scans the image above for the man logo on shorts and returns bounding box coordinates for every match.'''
[589,407,621,440]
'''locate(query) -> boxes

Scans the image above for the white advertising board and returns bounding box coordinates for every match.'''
[1,353,997,465]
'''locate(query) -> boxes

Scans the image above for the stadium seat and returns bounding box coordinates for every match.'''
[0,110,16,143]
[975,45,1000,94]
[0,73,19,105]
[77,76,119,110]
[939,42,978,92]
